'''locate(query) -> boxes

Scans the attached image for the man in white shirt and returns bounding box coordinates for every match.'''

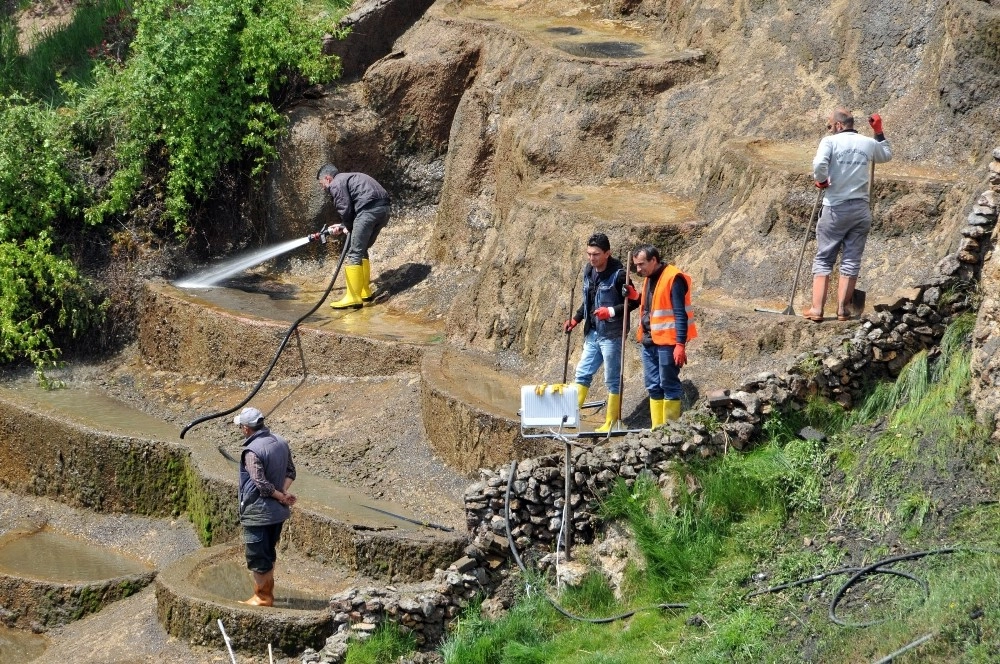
[803,108,892,322]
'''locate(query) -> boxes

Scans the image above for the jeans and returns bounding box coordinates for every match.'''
[574,329,623,394]
[641,343,682,400]
[346,203,390,265]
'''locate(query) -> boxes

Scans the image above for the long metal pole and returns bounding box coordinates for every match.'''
[781,187,824,315]
[562,282,575,384]
[869,161,875,209]
[616,250,630,429]
[218,620,238,664]
[562,441,572,560]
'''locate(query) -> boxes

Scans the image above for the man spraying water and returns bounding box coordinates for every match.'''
[316,164,392,309]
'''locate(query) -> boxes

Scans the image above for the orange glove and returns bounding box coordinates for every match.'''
[623,283,639,300]
[673,344,687,368]
[563,319,578,334]
[815,180,830,189]
[595,307,614,321]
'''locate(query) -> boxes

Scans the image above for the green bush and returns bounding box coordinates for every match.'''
[0,95,98,375]
[0,95,90,240]
[0,233,102,374]
[81,0,343,234]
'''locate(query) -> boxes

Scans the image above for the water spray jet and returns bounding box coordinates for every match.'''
[174,227,333,289]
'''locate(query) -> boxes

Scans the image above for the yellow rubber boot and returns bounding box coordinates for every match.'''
[361,258,373,302]
[650,398,665,429]
[574,384,588,410]
[595,393,620,433]
[330,264,365,309]
[663,399,682,422]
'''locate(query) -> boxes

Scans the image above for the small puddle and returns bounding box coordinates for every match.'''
[554,40,644,59]
[0,626,47,662]
[193,560,335,611]
[527,181,698,226]
[741,139,959,183]
[444,2,693,63]
[428,351,526,418]
[545,26,581,35]
[5,384,185,441]
[0,530,150,583]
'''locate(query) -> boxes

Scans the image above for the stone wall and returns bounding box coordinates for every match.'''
[303,535,506,663]
[969,147,1000,432]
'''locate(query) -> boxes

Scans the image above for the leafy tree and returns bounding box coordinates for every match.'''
[0,96,98,375]
[82,0,342,234]
[0,233,101,377]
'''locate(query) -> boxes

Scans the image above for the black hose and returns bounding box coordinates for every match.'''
[828,548,957,627]
[355,502,456,533]
[746,566,926,603]
[749,547,995,630]
[180,234,351,438]
[503,460,688,624]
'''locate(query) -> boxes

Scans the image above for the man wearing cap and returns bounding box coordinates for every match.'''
[316,163,391,310]
[563,233,635,433]
[234,407,297,607]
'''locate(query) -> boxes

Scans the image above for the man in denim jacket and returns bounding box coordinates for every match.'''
[563,233,635,432]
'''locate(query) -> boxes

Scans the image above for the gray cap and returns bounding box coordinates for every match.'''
[234,407,264,427]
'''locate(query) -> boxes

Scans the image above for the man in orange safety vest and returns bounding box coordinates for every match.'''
[625,244,697,428]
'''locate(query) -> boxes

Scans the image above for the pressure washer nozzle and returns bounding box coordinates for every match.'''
[307,225,330,244]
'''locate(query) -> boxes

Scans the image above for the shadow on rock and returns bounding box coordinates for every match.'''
[375,262,432,298]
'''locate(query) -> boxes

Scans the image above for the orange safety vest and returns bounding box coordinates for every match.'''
[637,265,698,346]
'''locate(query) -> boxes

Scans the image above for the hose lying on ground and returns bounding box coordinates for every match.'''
[748,546,998,662]
[180,233,351,439]
[745,546,991,628]
[503,460,688,624]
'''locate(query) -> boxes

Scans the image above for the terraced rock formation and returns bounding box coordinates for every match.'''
[3,0,1000,660]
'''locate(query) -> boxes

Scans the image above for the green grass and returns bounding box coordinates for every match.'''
[441,591,559,664]
[426,315,1000,663]
[1,0,132,102]
[345,623,417,664]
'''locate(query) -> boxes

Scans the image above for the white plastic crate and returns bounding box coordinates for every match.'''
[519,384,579,437]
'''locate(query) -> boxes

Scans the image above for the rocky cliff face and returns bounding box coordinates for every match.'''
[266,0,1000,400]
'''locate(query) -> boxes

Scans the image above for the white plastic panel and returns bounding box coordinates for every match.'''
[519,384,579,431]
